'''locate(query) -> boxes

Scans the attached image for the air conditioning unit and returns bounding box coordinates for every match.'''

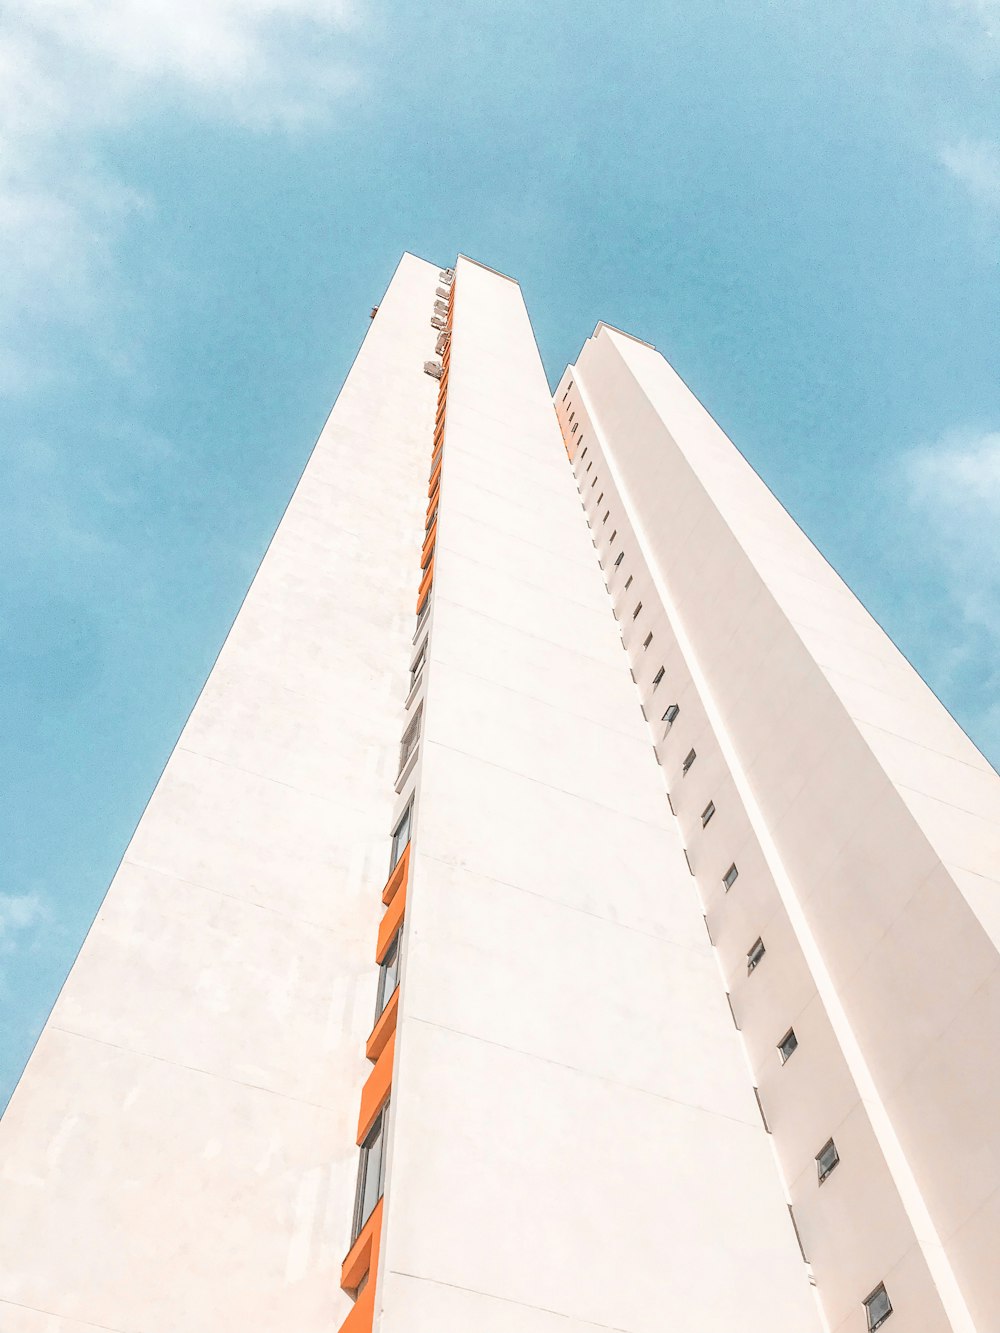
[435,286,450,299]
[423,360,443,379]
[430,316,447,330]
[435,332,450,356]
[432,299,448,314]
[439,269,454,281]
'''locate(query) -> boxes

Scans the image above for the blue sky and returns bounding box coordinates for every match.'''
[1,0,998,1108]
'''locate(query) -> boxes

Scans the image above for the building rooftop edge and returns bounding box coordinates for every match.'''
[593,320,656,349]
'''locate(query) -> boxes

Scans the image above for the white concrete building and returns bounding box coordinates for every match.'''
[1,254,998,1333]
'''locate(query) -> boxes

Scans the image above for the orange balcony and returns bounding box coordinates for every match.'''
[421,520,437,569]
[357,1034,394,1144]
[366,987,398,1063]
[337,1197,384,1333]
[415,559,433,615]
[382,842,409,906]
[376,879,405,963]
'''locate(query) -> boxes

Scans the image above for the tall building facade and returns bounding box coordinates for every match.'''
[1,254,998,1333]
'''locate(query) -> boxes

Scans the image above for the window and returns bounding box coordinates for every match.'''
[603,511,610,525]
[562,384,572,401]
[864,1285,892,1331]
[398,706,422,776]
[614,551,624,567]
[586,460,593,473]
[652,666,665,687]
[390,805,411,868]
[591,475,598,488]
[662,703,679,727]
[747,938,765,972]
[579,446,588,461]
[625,575,633,590]
[376,932,401,1018]
[632,602,642,619]
[722,862,738,891]
[568,411,575,423]
[701,800,716,826]
[352,1101,389,1241]
[597,492,604,505]
[778,1028,798,1062]
[410,640,427,691]
[414,598,430,638]
[643,631,653,649]
[816,1138,840,1183]
[609,529,617,544]
[682,748,696,775]
[571,422,579,434]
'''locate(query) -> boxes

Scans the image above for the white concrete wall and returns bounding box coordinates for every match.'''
[376,261,821,1332]
[557,325,1000,1332]
[0,253,441,1333]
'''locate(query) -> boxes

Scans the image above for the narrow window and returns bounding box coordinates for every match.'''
[586,460,593,473]
[722,862,738,891]
[747,938,765,972]
[603,511,610,525]
[624,575,633,590]
[375,933,401,1018]
[571,422,579,434]
[398,706,422,776]
[778,1028,798,1063]
[632,602,642,619]
[352,1102,389,1241]
[643,631,653,649]
[409,641,427,690]
[568,411,575,423]
[662,703,679,727]
[597,492,604,505]
[614,551,624,568]
[816,1138,840,1183]
[609,529,617,544]
[864,1285,892,1331]
[682,748,696,775]
[701,800,715,826]
[562,383,572,402]
[579,446,588,460]
[591,475,598,488]
[652,666,665,687]
[390,805,411,868]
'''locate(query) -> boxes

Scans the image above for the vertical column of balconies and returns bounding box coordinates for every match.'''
[334,264,454,1333]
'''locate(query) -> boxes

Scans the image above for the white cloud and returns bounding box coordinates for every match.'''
[0,0,364,385]
[0,892,47,953]
[900,430,1000,761]
[939,137,1000,211]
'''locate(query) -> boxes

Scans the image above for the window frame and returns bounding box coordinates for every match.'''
[816,1138,840,1183]
[390,803,412,869]
[375,930,401,1019]
[864,1284,892,1331]
[747,937,765,973]
[722,862,738,890]
[352,1100,390,1242]
[778,1028,798,1063]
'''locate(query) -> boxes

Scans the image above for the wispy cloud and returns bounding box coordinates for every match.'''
[0,892,47,954]
[0,1,364,386]
[939,137,1000,211]
[900,429,1000,762]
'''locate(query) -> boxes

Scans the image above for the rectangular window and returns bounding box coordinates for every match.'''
[591,475,597,488]
[614,551,624,567]
[747,937,766,972]
[586,460,593,473]
[579,446,588,460]
[398,706,422,776]
[568,411,575,423]
[625,575,633,590]
[410,640,427,690]
[609,529,617,544]
[652,666,665,687]
[375,932,401,1019]
[390,805,411,868]
[352,1101,389,1241]
[722,862,738,890]
[597,492,604,505]
[816,1138,840,1183]
[571,422,579,434]
[662,703,679,727]
[701,800,716,826]
[778,1029,798,1062]
[682,748,696,775]
[864,1285,892,1331]
[562,384,572,401]
[632,602,642,619]
[603,511,610,525]
[643,631,653,649]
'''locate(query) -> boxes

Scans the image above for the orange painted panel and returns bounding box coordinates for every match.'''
[421,522,437,569]
[341,1196,383,1292]
[357,1033,394,1144]
[336,1280,375,1333]
[415,559,433,614]
[382,841,409,906]
[427,457,442,498]
[376,880,406,963]
[365,986,398,1063]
